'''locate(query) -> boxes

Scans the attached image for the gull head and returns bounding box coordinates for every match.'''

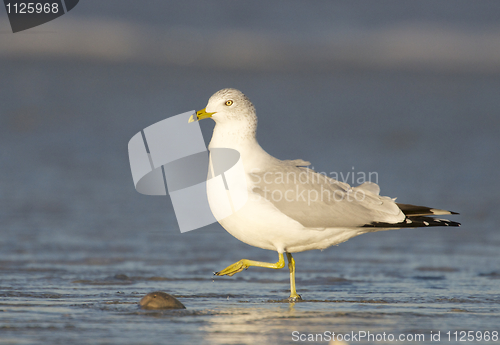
[189,88,257,127]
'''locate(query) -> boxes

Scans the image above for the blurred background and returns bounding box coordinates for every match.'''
[1,1,499,344]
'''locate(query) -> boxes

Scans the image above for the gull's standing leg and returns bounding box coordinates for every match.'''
[215,253,285,277]
[286,252,302,301]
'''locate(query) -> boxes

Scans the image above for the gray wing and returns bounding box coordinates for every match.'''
[250,161,404,229]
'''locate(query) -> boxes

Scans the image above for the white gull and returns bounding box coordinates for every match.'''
[190,88,460,301]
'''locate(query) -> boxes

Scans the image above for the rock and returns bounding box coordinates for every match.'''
[139,291,186,310]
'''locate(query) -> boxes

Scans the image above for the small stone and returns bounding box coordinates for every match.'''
[139,291,186,310]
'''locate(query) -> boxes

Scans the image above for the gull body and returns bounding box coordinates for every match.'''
[191,88,460,300]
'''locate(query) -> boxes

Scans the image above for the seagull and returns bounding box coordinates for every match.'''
[189,88,460,301]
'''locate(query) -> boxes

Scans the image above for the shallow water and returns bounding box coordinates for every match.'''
[1,226,499,344]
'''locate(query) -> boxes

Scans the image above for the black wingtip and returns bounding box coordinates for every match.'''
[396,203,460,217]
[364,216,461,228]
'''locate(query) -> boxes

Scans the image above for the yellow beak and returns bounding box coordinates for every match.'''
[188,108,216,123]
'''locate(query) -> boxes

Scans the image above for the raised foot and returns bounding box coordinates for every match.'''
[288,294,302,302]
[214,260,249,277]
[215,254,286,277]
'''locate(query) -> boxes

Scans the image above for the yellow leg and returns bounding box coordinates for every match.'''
[215,253,285,277]
[286,253,302,301]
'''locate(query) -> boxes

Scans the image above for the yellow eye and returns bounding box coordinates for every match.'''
[225,100,233,106]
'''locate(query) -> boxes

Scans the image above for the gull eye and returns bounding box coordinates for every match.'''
[225,100,233,106]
